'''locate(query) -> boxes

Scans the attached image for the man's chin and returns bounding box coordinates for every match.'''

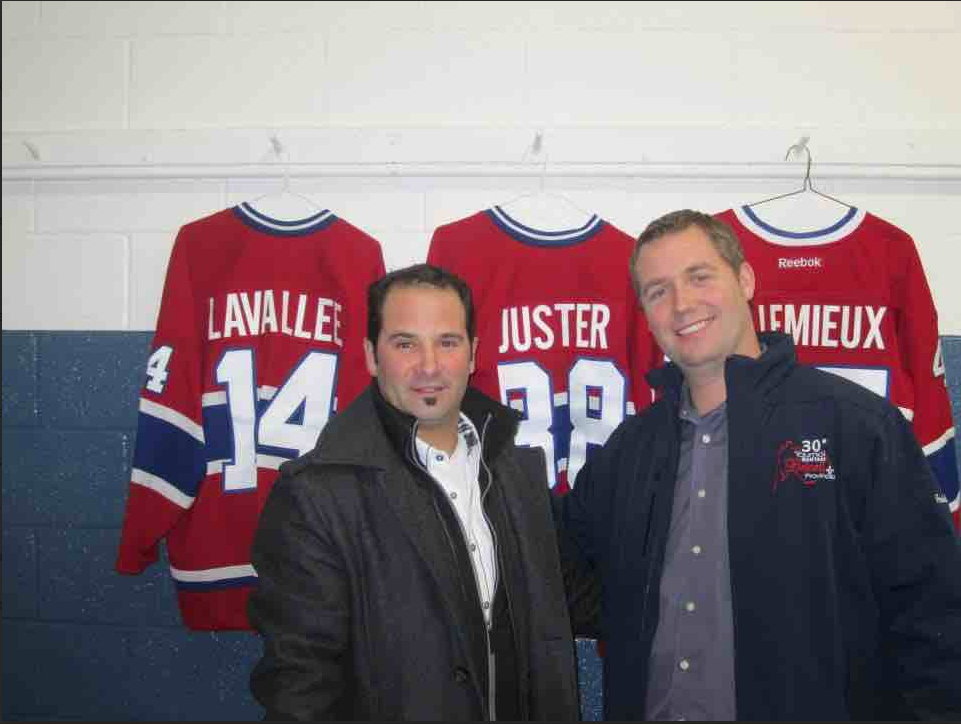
[675,352,725,374]
[410,399,449,420]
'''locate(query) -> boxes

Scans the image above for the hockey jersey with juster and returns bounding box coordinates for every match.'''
[428,206,660,495]
[116,203,386,630]
[716,205,959,526]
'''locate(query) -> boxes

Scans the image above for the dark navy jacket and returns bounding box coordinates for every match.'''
[561,332,961,720]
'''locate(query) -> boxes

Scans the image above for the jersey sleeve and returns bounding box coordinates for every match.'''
[333,241,385,412]
[426,225,450,268]
[895,235,959,526]
[116,226,207,574]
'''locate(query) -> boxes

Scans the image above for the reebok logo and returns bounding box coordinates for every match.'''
[778,257,823,269]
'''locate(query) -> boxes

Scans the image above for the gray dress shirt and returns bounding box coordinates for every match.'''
[645,386,737,721]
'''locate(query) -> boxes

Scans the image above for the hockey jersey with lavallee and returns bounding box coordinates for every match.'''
[716,205,958,526]
[116,203,386,630]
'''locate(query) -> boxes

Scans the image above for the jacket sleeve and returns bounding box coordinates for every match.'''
[515,442,602,638]
[551,493,602,638]
[248,470,352,721]
[868,407,961,719]
[553,420,632,639]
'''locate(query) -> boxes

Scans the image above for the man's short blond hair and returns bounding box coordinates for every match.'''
[630,209,746,300]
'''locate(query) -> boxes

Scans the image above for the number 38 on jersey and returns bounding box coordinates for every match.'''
[498,357,627,494]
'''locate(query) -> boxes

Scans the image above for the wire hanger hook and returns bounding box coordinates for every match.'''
[784,135,812,190]
[520,130,548,192]
[269,133,291,192]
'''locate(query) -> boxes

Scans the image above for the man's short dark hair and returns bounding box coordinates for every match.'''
[367,263,476,345]
[630,209,746,299]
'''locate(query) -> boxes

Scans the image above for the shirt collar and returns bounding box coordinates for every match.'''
[414,413,480,467]
[678,382,727,424]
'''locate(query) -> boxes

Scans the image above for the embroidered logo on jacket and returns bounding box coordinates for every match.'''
[773,438,836,491]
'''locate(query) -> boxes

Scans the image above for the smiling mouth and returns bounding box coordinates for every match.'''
[414,385,446,394]
[676,318,711,336]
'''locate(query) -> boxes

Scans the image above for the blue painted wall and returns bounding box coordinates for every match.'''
[3,331,960,721]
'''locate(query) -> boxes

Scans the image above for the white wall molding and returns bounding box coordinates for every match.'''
[4,127,960,182]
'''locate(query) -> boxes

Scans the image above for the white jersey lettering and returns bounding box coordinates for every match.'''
[757,304,887,351]
[208,290,345,345]
[498,303,611,354]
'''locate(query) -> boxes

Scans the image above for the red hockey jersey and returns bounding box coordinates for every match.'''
[116,203,386,630]
[716,205,959,526]
[428,206,659,495]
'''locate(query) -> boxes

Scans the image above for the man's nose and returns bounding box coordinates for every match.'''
[673,283,694,312]
[418,345,439,373]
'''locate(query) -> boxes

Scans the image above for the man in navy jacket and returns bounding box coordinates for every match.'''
[559,209,961,720]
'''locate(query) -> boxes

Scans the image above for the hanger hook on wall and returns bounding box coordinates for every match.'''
[521,130,548,193]
[784,135,812,190]
[269,133,291,192]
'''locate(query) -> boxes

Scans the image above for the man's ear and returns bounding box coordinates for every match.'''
[364,339,378,377]
[469,336,479,375]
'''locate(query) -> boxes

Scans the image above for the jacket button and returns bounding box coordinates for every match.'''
[453,667,470,684]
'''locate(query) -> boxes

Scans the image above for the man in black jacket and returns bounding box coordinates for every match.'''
[248,263,586,721]
[559,209,961,720]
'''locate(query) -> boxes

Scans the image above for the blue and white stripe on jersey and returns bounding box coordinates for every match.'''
[734,205,867,244]
[234,202,337,236]
[487,205,603,247]
[131,398,207,508]
[170,562,258,592]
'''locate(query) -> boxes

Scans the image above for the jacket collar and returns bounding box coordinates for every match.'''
[647,331,796,408]
[304,382,521,474]
[370,382,521,466]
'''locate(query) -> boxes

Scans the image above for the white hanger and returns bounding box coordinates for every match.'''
[245,134,324,221]
[743,136,854,232]
[496,131,595,231]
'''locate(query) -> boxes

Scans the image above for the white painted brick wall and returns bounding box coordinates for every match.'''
[2,39,127,131]
[2,1,960,332]
[129,231,176,331]
[3,232,128,329]
[34,180,224,233]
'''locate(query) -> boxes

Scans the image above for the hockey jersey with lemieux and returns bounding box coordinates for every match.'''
[716,205,959,527]
[116,203,386,630]
[428,206,660,495]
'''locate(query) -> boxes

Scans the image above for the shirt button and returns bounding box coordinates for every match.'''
[469,543,477,552]
[483,601,490,610]
[685,601,696,612]
[678,659,690,671]
[449,491,457,500]
[701,433,711,444]
[697,489,706,498]
[691,545,702,555]
[435,454,444,462]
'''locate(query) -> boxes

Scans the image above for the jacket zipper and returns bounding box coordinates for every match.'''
[637,411,679,713]
[412,418,498,721]
[478,413,501,722]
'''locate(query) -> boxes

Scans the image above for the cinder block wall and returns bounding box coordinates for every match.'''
[3,2,960,720]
